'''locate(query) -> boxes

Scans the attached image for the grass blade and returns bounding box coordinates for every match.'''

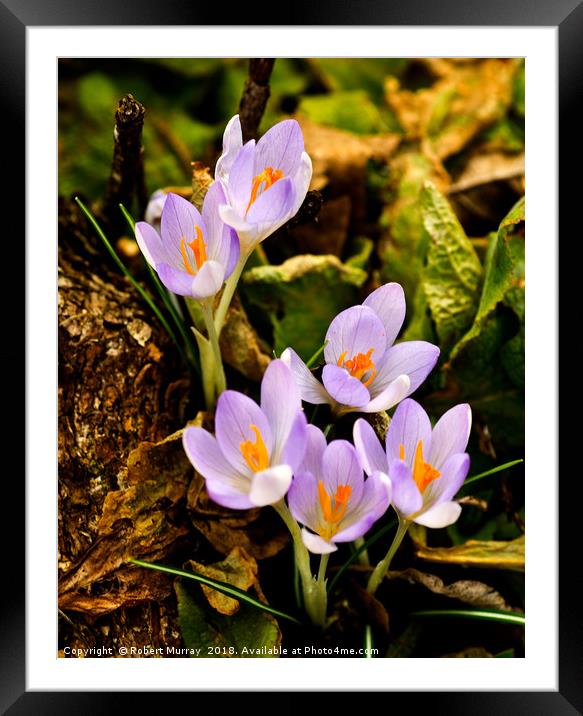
[306,341,327,368]
[327,518,397,594]
[75,197,189,366]
[464,459,524,487]
[119,203,200,375]
[411,608,525,626]
[129,558,302,625]
[363,624,375,658]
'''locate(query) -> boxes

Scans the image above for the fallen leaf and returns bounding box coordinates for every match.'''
[389,568,518,612]
[59,430,192,615]
[441,647,493,658]
[293,195,352,256]
[175,580,282,658]
[187,547,259,616]
[219,294,272,381]
[414,535,524,572]
[386,59,521,159]
[187,467,289,560]
[297,118,400,218]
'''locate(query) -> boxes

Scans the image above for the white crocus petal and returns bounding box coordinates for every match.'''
[301,528,338,554]
[280,347,331,405]
[248,464,293,507]
[413,501,462,528]
[360,374,411,413]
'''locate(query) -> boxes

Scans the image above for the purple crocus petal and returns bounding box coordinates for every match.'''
[255,119,304,177]
[225,139,256,215]
[389,459,423,517]
[413,501,462,528]
[362,282,406,348]
[248,464,293,507]
[144,189,167,228]
[157,263,197,297]
[219,204,254,236]
[201,181,230,262]
[245,176,295,226]
[215,114,243,183]
[215,390,274,475]
[161,192,202,257]
[135,221,167,268]
[374,340,440,397]
[183,426,250,497]
[282,411,309,473]
[205,481,255,510]
[321,440,364,504]
[280,348,330,405]
[353,419,388,476]
[223,227,240,279]
[291,152,313,214]
[425,452,470,506]
[301,528,338,554]
[190,260,225,300]
[287,470,321,533]
[260,359,302,462]
[324,305,387,366]
[359,374,411,414]
[429,404,472,470]
[322,364,370,408]
[333,471,391,543]
[297,424,327,478]
[386,399,432,467]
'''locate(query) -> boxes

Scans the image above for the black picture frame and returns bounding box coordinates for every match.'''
[6,0,576,712]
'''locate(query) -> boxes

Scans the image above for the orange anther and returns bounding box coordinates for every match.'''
[337,348,376,386]
[246,167,284,215]
[180,225,206,275]
[412,440,440,492]
[240,424,269,473]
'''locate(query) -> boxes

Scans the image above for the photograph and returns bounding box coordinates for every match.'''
[57,56,526,661]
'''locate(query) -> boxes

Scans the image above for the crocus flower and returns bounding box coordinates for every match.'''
[183,359,307,509]
[144,188,167,231]
[135,182,239,300]
[282,283,439,414]
[215,114,312,253]
[354,399,471,528]
[287,425,392,554]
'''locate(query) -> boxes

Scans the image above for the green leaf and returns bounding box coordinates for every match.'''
[420,182,483,351]
[241,255,367,361]
[411,608,524,626]
[175,581,282,657]
[129,558,301,624]
[448,196,525,398]
[298,90,389,134]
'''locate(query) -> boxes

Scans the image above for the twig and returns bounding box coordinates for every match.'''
[238,59,275,142]
[104,94,148,231]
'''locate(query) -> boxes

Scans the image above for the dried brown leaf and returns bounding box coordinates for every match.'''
[389,568,518,612]
[59,430,192,615]
[187,547,259,616]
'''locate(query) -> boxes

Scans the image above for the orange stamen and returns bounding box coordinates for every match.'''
[399,443,405,460]
[180,225,206,275]
[337,348,376,386]
[240,424,269,473]
[412,440,440,492]
[245,167,284,215]
[318,480,352,526]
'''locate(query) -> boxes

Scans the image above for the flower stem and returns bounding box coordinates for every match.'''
[201,299,226,397]
[272,500,328,628]
[366,518,410,595]
[214,252,249,336]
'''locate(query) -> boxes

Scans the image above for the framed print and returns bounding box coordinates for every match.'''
[4,0,577,710]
